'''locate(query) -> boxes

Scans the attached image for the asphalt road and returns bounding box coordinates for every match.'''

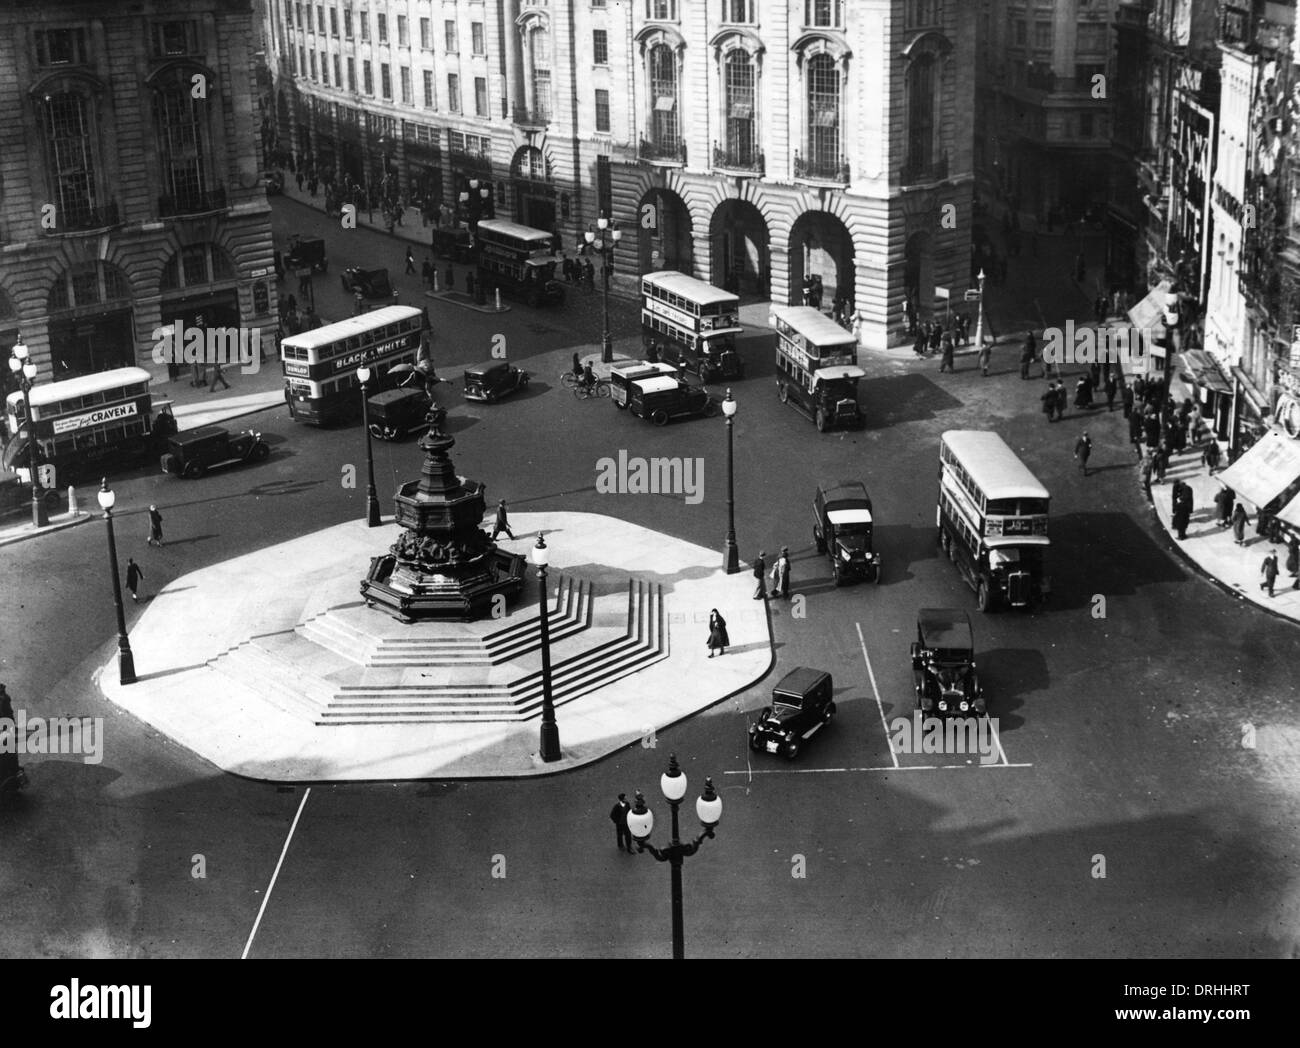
[2,198,1297,959]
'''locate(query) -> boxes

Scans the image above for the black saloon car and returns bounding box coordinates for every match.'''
[462,360,529,402]
[341,266,394,299]
[911,608,985,717]
[748,667,835,760]
[284,235,328,274]
[367,387,433,441]
[161,426,270,479]
[813,480,881,585]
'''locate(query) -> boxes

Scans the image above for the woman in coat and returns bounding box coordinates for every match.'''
[707,609,729,658]
[1232,502,1249,546]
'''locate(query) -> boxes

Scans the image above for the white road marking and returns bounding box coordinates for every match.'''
[983,712,1011,767]
[724,763,1034,776]
[241,786,311,960]
[856,622,898,768]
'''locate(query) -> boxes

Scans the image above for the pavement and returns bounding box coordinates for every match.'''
[97,511,773,781]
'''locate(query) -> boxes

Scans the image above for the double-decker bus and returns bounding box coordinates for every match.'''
[474,219,564,306]
[3,366,175,491]
[640,271,744,381]
[281,305,425,424]
[937,430,1051,612]
[771,305,864,431]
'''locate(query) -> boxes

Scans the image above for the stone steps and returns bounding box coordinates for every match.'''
[205,637,337,722]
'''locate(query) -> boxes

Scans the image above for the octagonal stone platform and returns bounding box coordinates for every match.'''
[97,512,773,781]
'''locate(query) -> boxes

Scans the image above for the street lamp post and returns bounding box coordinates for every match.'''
[626,754,723,960]
[96,479,136,686]
[532,534,561,762]
[585,215,622,363]
[972,268,987,357]
[721,389,739,574]
[8,339,48,528]
[356,363,382,526]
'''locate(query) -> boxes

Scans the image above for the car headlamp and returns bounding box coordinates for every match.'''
[938,700,948,712]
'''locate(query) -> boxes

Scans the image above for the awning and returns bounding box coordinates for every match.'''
[1126,280,1173,354]
[1230,366,1270,413]
[1178,350,1231,394]
[1277,484,1300,529]
[1216,429,1300,509]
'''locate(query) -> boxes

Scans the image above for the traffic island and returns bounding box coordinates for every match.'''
[97,512,773,781]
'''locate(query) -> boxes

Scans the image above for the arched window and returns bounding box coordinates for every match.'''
[906,53,936,174]
[649,44,678,149]
[40,91,104,230]
[725,51,756,167]
[152,69,218,215]
[529,27,552,121]
[806,54,840,176]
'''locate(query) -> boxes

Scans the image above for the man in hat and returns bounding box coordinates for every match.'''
[147,505,164,548]
[490,499,515,541]
[609,793,633,853]
[1074,431,1093,476]
[125,558,144,602]
[1261,549,1281,597]
[752,550,767,600]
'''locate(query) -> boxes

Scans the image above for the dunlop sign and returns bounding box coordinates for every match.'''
[51,401,138,435]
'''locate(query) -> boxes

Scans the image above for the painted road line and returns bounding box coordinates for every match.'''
[724,763,1034,776]
[983,711,1011,767]
[856,622,898,768]
[241,786,311,960]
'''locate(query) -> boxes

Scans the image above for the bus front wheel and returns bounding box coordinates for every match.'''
[977,578,994,613]
[815,408,829,432]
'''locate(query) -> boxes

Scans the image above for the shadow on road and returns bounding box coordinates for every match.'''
[861,373,964,427]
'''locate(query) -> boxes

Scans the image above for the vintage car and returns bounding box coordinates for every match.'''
[284,235,328,274]
[367,387,434,441]
[627,375,718,426]
[910,608,985,717]
[462,360,529,402]
[431,226,474,263]
[609,361,678,409]
[160,426,270,479]
[341,266,393,300]
[748,667,836,760]
[813,480,881,585]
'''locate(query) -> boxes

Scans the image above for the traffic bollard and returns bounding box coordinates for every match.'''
[67,485,78,517]
[495,288,502,311]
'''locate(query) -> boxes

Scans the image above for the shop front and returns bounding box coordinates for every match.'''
[1178,349,1233,439]
[1217,428,1300,541]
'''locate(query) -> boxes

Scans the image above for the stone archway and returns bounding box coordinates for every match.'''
[789,210,854,308]
[637,187,693,275]
[710,198,769,300]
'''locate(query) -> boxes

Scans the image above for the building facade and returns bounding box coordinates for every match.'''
[264,0,977,351]
[0,0,276,386]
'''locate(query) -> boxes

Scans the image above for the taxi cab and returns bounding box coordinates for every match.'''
[462,360,529,402]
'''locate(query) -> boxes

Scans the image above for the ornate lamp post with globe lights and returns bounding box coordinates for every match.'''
[531,533,561,762]
[721,388,739,573]
[585,215,622,363]
[96,479,136,685]
[626,754,723,960]
[356,364,379,530]
[8,339,48,528]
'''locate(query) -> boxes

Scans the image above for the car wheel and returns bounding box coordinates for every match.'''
[778,383,789,404]
[369,423,385,441]
[748,735,762,753]
[651,409,669,427]
[702,399,719,418]
[827,702,836,717]
[183,460,206,479]
[519,372,530,388]
[250,442,270,462]
[784,741,800,761]
[816,408,829,432]
[977,578,993,613]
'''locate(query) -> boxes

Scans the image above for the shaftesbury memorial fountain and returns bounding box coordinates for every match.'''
[360,389,526,620]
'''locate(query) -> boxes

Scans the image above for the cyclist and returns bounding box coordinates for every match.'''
[582,362,597,391]
[572,353,583,380]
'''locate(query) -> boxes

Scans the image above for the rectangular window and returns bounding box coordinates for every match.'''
[445,19,458,52]
[647,0,676,19]
[448,73,460,112]
[474,76,488,116]
[1076,22,1107,53]
[363,59,373,94]
[333,53,341,85]
[310,50,317,79]
[377,13,387,43]
[299,46,305,74]
[423,69,435,108]
[401,66,412,103]
[593,29,608,65]
[151,21,198,57]
[420,17,431,49]
[347,56,356,91]
[36,27,89,65]
[397,14,408,46]
[360,12,369,41]
[472,22,485,54]
[1014,19,1026,46]
[595,88,610,131]
[329,7,337,36]
[381,62,392,99]
[723,0,753,22]
[316,6,323,34]
[344,9,352,39]
[597,155,612,216]
[806,0,841,27]
[1034,21,1051,49]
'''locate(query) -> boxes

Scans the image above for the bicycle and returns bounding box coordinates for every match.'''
[572,378,610,400]
[560,370,582,389]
